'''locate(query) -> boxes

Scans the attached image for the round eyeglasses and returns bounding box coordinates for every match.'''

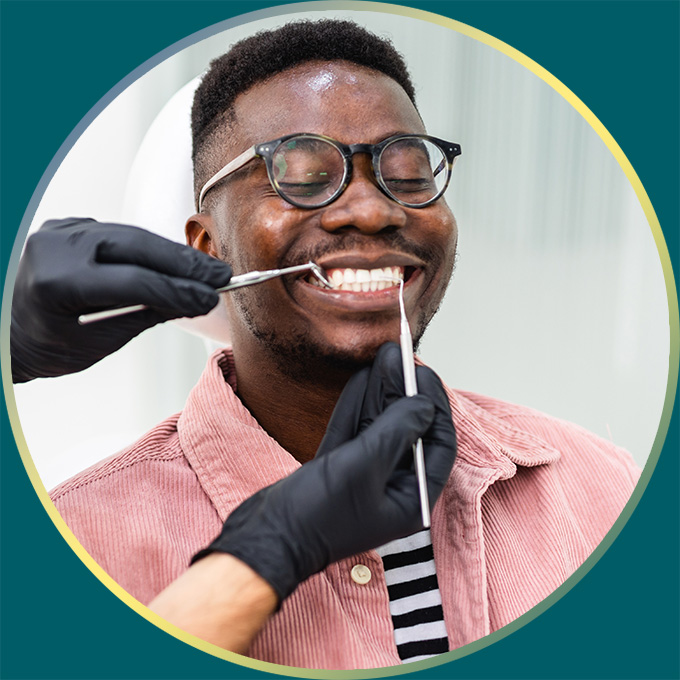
[198,133,461,212]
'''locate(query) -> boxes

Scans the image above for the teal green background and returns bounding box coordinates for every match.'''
[1,1,678,678]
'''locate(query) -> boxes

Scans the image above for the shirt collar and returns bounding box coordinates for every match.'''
[447,387,561,470]
[178,349,300,521]
[178,349,560,520]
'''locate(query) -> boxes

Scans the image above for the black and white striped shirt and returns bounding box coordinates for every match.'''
[376,530,449,663]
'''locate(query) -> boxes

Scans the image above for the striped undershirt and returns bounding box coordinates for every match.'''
[375,530,449,663]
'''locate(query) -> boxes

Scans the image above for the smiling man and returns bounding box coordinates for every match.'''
[48,20,640,669]
[186,49,458,464]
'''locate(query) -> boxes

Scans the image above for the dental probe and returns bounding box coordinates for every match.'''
[77,262,332,325]
[376,277,431,528]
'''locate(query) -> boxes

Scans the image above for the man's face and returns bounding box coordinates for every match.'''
[190,61,457,374]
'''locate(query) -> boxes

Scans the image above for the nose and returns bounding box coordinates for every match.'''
[319,159,408,234]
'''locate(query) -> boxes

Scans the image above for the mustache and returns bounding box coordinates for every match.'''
[284,231,440,269]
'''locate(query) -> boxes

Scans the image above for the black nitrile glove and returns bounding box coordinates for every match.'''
[192,343,457,603]
[11,218,232,382]
[318,342,457,467]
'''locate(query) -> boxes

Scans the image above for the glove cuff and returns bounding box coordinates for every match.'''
[191,513,307,608]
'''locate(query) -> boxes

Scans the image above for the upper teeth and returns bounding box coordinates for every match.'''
[310,266,404,291]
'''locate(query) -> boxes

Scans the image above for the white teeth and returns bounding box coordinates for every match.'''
[318,266,405,292]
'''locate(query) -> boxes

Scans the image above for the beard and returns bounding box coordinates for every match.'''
[220,231,456,384]
[231,285,449,385]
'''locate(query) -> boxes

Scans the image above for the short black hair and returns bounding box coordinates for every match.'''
[191,19,417,200]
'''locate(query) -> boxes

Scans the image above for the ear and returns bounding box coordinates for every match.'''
[186,214,218,257]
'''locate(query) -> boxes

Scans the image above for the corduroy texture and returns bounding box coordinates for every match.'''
[51,349,640,670]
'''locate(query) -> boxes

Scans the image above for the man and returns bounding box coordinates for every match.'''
[14,20,639,669]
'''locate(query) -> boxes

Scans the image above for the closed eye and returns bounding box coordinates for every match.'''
[383,178,433,193]
[278,181,333,196]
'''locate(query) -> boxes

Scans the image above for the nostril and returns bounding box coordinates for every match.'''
[319,197,408,234]
[324,223,400,236]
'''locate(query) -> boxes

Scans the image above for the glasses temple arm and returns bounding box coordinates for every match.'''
[197,146,258,211]
[433,158,447,177]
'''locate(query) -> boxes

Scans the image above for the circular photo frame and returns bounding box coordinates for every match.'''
[2,2,677,678]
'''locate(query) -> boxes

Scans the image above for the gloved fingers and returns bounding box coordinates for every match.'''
[380,367,456,501]
[38,217,98,232]
[318,343,429,458]
[413,365,449,404]
[415,369,457,502]
[341,395,436,486]
[422,436,457,507]
[315,367,370,457]
[375,342,407,401]
[358,346,452,433]
[316,341,416,457]
[77,263,221,317]
[94,223,232,288]
[18,229,94,303]
[358,343,405,433]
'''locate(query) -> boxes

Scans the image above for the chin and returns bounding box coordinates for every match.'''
[320,323,403,363]
[255,322,400,382]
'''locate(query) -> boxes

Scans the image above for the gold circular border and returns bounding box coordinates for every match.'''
[2,2,678,678]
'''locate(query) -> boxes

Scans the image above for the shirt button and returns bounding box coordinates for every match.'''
[350,564,372,585]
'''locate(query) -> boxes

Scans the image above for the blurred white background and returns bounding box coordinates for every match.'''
[12,9,670,489]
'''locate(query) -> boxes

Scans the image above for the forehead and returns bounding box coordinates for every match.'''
[230,61,425,150]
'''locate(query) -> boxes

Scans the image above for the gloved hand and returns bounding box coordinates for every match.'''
[11,218,232,382]
[192,343,457,603]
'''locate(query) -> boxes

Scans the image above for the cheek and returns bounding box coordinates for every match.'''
[423,204,458,273]
[418,206,457,319]
[443,216,458,273]
[211,197,308,327]
[213,198,299,269]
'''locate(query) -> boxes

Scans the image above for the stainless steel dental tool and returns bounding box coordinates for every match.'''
[77,262,333,325]
[397,279,431,528]
[376,277,431,528]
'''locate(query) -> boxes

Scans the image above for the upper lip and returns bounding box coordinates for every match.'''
[312,251,426,272]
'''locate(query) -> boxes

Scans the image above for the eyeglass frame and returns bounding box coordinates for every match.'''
[197,132,462,212]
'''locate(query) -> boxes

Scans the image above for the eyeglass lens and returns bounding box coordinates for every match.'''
[272,137,345,206]
[270,136,448,207]
[379,137,447,205]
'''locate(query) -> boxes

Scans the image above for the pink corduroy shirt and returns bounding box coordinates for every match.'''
[51,349,640,669]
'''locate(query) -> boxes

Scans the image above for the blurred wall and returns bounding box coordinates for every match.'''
[12,9,669,489]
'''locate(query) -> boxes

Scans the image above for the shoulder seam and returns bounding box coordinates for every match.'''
[51,450,184,501]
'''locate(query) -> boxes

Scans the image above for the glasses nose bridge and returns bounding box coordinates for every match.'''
[345,142,378,167]
[346,142,376,156]
[344,142,380,183]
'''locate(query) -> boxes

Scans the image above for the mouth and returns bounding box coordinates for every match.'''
[286,251,426,318]
[305,265,414,292]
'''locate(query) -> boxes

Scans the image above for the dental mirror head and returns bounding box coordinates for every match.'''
[307,262,334,289]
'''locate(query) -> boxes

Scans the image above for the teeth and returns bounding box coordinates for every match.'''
[316,266,405,292]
